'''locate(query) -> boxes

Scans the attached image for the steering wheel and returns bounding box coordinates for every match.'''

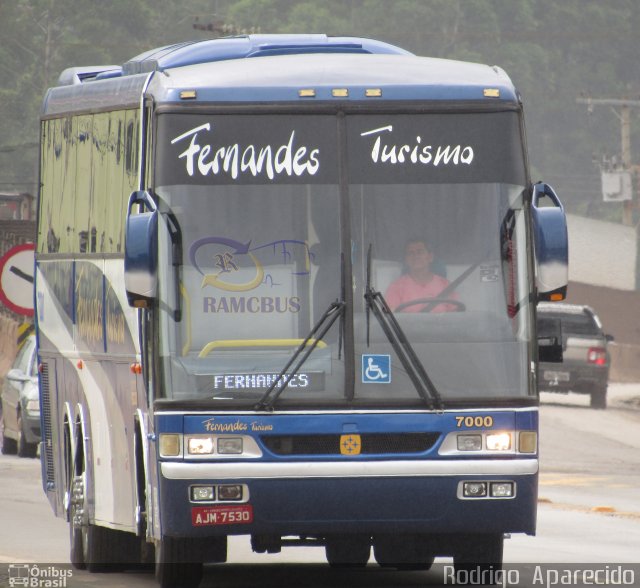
[393,297,466,313]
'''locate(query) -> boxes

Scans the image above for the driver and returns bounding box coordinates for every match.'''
[385,239,459,313]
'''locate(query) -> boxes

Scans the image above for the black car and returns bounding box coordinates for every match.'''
[537,303,613,409]
[1,334,40,457]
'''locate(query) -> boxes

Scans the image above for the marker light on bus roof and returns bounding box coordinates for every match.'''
[486,432,512,451]
[180,90,197,100]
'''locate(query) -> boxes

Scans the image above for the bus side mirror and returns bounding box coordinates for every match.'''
[537,316,563,363]
[532,183,568,302]
[124,191,158,307]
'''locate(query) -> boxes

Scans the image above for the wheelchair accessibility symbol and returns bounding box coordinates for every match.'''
[362,354,391,384]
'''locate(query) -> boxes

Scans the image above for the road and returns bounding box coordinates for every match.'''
[0,384,638,587]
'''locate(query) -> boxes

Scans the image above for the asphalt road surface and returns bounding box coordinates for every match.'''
[0,384,638,587]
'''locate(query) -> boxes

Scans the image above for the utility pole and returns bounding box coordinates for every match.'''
[577,95,640,289]
[576,96,640,225]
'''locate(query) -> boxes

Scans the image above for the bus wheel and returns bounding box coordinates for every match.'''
[69,472,137,572]
[325,535,370,567]
[69,473,113,572]
[155,536,203,588]
[373,534,434,570]
[84,523,118,572]
[69,474,87,569]
[453,533,503,578]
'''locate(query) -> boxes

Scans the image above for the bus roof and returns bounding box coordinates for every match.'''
[123,34,413,74]
[149,53,517,103]
[43,35,519,116]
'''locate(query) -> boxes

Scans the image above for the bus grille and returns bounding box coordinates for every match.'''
[40,362,55,487]
[260,433,439,456]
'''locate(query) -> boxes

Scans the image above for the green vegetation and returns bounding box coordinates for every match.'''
[1,0,639,221]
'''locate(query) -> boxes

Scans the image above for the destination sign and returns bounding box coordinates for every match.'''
[212,371,325,392]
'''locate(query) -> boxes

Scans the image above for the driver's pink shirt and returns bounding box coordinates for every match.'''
[385,273,458,313]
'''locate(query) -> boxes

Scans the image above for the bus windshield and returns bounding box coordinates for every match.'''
[154,110,532,408]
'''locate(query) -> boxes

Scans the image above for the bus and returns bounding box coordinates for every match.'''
[36,35,568,587]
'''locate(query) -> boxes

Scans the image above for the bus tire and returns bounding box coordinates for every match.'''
[87,526,142,573]
[69,516,85,569]
[155,536,203,588]
[70,471,139,572]
[84,524,118,573]
[453,533,503,580]
[134,423,155,567]
[373,534,434,570]
[70,473,115,573]
[69,474,87,570]
[325,535,370,567]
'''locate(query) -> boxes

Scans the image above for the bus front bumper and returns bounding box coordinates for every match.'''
[158,458,538,537]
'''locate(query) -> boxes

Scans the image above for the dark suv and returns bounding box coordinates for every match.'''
[537,303,613,409]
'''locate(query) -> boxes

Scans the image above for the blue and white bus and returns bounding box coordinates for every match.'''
[36,35,568,587]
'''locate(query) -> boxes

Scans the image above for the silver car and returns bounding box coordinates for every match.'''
[1,334,40,457]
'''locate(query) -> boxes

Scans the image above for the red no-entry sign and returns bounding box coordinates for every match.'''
[0,243,35,316]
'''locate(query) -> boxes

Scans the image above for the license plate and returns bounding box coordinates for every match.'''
[192,504,253,526]
[543,370,570,382]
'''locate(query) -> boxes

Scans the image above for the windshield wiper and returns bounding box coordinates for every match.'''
[254,300,344,411]
[364,245,444,410]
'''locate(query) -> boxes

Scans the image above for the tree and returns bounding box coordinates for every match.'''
[0,0,639,220]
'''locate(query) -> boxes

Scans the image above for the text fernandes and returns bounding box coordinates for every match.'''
[171,123,321,180]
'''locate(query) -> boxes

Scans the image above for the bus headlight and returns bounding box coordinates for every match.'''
[486,432,511,451]
[459,480,516,499]
[217,437,243,454]
[490,482,515,498]
[457,435,482,451]
[519,431,537,453]
[191,485,215,502]
[218,484,243,501]
[187,436,215,455]
[159,434,181,457]
[463,482,487,497]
